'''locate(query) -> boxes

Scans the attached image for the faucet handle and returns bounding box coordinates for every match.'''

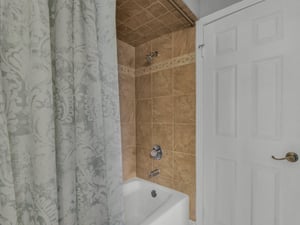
[150,145,163,160]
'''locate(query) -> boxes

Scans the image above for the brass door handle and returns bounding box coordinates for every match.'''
[272,152,299,163]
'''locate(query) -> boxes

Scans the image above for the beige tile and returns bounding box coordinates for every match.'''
[121,122,136,147]
[174,178,196,220]
[151,33,172,62]
[173,27,195,57]
[136,123,152,148]
[174,124,195,155]
[173,64,195,95]
[136,42,151,68]
[125,17,142,31]
[159,0,175,11]
[174,95,195,123]
[135,0,152,8]
[190,191,196,221]
[117,40,135,68]
[116,0,124,8]
[154,26,172,35]
[136,75,151,99]
[174,152,196,185]
[152,69,172,97]
[116,9,131,22]
[136,168,152,182]
[153,96,173,123]
[120,96,135,123]
[117,24,133,36]
[159,12,183,26]
[153,149,173,179]
[136,147,153,181]
[136,99,152,123]
[152,124,173,149]
[153,176,174,189]
[119,72,135,97]
[146,19,165,30]
[147,2,168,18]
[122,146,136,180]
[127,11,154,30]
[125,32,142,43]
[137,167,152,181]
[136,147,152,170]
[117,0,197,47]
[117,33,128,43]
[117,0,142,22]
[169,23,188,32]
[135,24,152,37]
[135,36,155,47]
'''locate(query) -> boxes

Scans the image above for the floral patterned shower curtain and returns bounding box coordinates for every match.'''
[0,0,124,224]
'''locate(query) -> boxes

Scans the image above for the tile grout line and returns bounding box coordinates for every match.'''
[150,39,154,180]
[172,31,175,188]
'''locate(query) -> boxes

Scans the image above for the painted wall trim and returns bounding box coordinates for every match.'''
[199,0,265,27]
[195,0,266,225]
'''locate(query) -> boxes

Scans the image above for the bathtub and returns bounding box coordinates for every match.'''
[123,178,189,225]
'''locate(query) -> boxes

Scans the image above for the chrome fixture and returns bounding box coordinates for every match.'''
[150,145,163,160]
[146,51,159,64]
[151,190,157,198]
[149,169,160,178]
[272,152,299,163]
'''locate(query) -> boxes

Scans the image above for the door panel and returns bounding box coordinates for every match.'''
[202,0,300,225]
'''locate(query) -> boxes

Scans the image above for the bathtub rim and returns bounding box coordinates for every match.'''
[123,177,189,225]
[124,177,189,201]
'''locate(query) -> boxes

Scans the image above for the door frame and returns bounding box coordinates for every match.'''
[195,0,266,224]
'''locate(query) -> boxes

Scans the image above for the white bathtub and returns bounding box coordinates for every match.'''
[123,178,189,225]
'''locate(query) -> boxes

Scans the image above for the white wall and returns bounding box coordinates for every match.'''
[182,0,201,18]
[199,0,243,17]
[183,0,243,18]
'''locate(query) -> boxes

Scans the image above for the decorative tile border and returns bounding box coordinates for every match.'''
[118,64,135,77]
[135,52,195,76]
[118,52,195,77]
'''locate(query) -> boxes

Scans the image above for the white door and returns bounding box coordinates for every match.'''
[202,0,300,225]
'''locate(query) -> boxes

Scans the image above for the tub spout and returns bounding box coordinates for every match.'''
[149,169,160,178]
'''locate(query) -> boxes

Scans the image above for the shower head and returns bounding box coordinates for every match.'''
[146,55,153,64]
[146,51,159,64]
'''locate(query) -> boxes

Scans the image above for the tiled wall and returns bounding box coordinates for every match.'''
[117,40,136,180]
[135,27,196,220]
[117,0,197,46]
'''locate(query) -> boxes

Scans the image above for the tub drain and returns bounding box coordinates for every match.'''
[151,190,157,198]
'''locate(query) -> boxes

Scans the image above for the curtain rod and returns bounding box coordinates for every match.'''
[168,0,195,26]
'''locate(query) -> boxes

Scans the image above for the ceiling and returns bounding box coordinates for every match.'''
[116,0,197,46]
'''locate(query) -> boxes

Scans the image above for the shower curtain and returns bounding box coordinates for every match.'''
[0,0,124,224]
